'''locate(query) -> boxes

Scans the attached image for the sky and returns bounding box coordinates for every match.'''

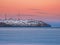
[0,0,60,27]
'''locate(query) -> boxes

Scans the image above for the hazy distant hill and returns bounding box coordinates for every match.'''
[0,20,51,27]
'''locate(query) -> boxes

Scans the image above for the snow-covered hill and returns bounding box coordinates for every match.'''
[0,20,51,27]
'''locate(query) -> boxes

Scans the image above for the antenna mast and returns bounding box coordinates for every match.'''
[5,14,7,20]
[17,10,21,20]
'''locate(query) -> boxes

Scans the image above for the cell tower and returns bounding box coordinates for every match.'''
[5,14,7,20]
[17,10,20,20]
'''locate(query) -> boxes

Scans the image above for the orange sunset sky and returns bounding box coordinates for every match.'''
[0,0,60,27]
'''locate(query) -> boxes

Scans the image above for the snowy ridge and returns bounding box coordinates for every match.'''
[0,19,51,27]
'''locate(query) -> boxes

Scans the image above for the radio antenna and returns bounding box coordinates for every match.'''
[5,14,7,20]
